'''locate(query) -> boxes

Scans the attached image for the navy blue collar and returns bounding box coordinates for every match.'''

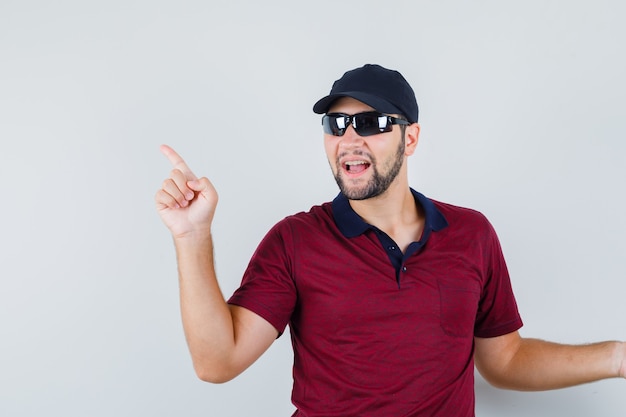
[331,188,448,238]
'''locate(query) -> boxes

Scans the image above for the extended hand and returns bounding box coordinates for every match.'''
[155,145,218,238]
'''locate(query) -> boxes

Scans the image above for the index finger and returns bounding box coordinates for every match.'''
[160,144,198,180]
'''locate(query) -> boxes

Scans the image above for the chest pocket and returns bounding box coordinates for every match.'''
[438,277,481,338]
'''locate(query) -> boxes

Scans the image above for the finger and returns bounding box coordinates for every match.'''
[160,144,198,181]
[162,177,189,208]
[170,168,195,202]
[155,188,181,209]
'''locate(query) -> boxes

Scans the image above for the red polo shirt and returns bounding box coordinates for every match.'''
[228,190,523,416]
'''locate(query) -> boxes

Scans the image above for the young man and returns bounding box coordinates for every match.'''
[155,64,625,416]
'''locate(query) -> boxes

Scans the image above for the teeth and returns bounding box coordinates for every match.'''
[345,161,367,166]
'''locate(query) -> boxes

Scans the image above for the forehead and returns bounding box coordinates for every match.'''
[327,97,376,114]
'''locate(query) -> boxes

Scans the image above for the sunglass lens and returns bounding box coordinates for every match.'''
[354,113,391,137]
[322,115,347,136]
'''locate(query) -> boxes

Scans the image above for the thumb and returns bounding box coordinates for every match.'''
[187,177,218,202]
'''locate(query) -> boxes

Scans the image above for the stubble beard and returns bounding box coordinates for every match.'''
[333,137,406,201]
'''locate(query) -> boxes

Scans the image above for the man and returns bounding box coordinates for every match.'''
[155,64,625,416]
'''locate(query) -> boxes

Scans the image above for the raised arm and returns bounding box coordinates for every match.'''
[155,145,278,383]
[474,331,626,391]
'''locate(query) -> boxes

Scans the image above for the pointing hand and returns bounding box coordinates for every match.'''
[155,145,218,239]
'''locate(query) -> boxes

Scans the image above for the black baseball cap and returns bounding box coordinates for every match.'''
[313,64,419,123]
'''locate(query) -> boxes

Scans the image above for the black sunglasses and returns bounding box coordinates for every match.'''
[322,111,410,137]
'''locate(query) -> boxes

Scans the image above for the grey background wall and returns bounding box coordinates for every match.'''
[1,1,625,416]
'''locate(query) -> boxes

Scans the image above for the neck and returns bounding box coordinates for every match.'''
[348,179,424,248]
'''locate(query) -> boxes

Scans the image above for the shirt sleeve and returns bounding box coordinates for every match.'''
[228,219,297,336]
[474,218,524,338]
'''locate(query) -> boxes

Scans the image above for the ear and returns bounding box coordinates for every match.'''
[404,123,420,156]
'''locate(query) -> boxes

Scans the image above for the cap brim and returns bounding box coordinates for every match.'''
[313,91,404,116]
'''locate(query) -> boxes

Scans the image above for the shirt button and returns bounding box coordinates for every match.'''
[402,266,407,272]
[388,246,396,250]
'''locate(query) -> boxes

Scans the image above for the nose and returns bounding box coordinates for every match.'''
[338,124,365,149]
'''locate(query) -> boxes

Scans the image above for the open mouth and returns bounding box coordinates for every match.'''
[343,160,371,174]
